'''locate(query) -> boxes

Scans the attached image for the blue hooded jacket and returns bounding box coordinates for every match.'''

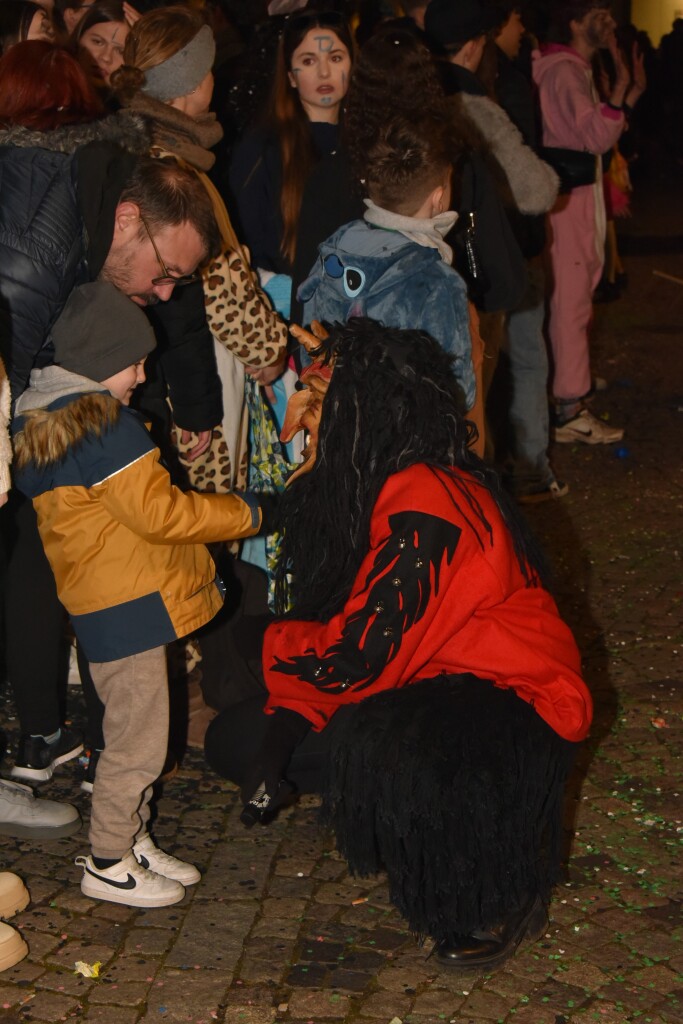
[298,220,475,410]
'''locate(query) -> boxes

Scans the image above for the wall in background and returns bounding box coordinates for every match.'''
[630,0,683,43]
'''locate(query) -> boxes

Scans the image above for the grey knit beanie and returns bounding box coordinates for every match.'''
[52,283,156,382]
[142,24,216,103]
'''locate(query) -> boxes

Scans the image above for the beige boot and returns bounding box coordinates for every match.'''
[0,872,29,919]
[0,922,28,971]
[0,873,30,972]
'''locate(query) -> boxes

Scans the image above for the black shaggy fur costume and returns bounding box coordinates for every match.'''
[273,320,576,943]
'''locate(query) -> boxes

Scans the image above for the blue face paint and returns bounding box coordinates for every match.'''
[320,95,333,104]
[315,34,333,52]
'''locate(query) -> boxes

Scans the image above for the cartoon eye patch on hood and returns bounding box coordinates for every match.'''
[323,253,366,298]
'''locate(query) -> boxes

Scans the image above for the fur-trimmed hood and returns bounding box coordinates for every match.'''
[0,110,150,155]
[13,366,119,470]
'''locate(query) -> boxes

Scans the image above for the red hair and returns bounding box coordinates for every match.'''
[0,40,102,129]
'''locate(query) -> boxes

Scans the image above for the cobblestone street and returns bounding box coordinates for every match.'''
[0,173,681,1024]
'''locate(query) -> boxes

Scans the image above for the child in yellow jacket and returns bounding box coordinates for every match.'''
[13,282,266,908]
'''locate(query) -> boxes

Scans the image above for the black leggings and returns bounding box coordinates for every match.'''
[3,494,66,735]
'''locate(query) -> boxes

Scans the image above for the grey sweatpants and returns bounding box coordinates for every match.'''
[88,646,168,859]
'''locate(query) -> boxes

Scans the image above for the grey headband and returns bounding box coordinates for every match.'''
[142,25,215,102]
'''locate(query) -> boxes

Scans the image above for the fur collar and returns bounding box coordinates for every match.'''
[14,390,121,471]
[0,110,151,155]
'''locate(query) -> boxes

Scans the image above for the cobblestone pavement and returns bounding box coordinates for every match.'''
[1,174,682,1024]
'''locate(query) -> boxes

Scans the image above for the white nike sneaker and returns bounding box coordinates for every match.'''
[76,853,185,908]
[553,408,624,445]
[133,834,201,886]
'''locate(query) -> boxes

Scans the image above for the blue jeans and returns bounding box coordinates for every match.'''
[505,261,554,495]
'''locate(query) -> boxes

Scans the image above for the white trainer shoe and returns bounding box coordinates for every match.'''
[0,780,81,839]
[553,408,624,445]
[76,853,185,908]
[0,922,28,972]
[0,873,29,919]
[133,834,200,886]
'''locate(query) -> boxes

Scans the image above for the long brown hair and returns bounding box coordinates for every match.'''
[269,12,353,268]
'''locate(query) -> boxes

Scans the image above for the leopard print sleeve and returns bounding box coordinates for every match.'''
[203,249,288,369]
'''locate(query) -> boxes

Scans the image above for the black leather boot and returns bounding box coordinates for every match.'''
[434,895,548,970]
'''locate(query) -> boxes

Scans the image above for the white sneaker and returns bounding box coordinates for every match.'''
[553,408,624,445]
[0,922,28,972]
[133,834,200,886]
[0,780,81,839]
[0,873,29,920]
[76,853,185,908]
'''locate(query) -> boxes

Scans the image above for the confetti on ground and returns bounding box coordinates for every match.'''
[73,961,102,978]
[352,897,368,905]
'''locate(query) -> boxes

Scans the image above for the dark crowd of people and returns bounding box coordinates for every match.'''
[0,0,673,974]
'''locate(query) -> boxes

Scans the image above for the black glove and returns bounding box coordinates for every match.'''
[254,492,282,535]
[239,708,311,828]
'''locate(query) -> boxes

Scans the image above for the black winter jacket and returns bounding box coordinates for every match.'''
[0,119,222,430]
[494,47,548,261]
[438,62,527,313]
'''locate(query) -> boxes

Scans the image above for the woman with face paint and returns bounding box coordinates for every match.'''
[72,0,136,95]
[229,11,357,308]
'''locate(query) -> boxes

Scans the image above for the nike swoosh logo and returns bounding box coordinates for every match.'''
[86,866,137,889]
[137,854,150,869]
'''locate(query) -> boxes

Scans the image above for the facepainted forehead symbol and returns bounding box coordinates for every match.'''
[315,34,334,52]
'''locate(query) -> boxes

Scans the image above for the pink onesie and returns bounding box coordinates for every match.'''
[533,45,624,403]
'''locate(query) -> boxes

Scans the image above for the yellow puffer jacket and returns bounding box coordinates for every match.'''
[13,368,262,662]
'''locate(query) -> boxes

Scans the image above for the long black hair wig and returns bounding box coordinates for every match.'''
[275,318,547,620]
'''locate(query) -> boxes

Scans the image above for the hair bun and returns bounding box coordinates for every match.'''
[110,63,147,101]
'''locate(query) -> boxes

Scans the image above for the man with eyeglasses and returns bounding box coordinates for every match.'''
[0,145,222,801]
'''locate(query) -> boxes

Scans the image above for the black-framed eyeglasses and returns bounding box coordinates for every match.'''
[140,214,200,288]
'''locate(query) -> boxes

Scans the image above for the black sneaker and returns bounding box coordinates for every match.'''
[81,749,176,795]
[80,749,101,794]
[11,727,84,784]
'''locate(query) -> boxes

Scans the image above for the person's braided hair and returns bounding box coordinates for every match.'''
[275,319,548,621]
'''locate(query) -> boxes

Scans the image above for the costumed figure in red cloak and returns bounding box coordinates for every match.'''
[205,317,592,969]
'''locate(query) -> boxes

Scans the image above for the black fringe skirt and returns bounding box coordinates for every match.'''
[321,673,577,943]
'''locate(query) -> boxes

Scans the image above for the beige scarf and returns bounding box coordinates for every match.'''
[127,92,223,173]
[363,199,458,265]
